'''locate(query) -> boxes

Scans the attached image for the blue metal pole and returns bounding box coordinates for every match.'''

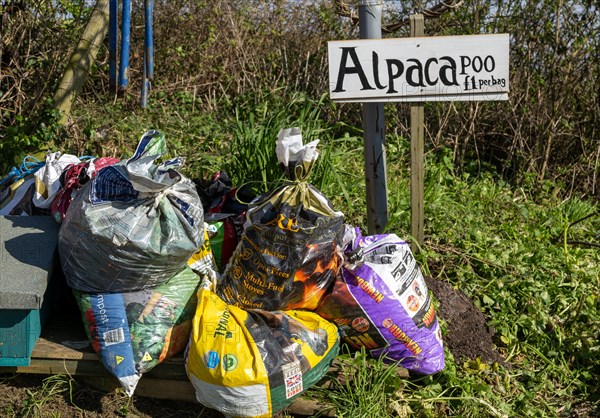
[118,0,131,93]
[108,0,118,94]
[141,52,148,107]
[141,0,153,107]
[145,0,154,81]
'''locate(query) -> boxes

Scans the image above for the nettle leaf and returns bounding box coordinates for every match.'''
[483,294,495,305]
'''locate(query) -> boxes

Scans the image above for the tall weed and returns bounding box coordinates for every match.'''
[20,374,80,417]
[226,92,330,193]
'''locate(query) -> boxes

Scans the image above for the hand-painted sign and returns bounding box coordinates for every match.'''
[328,34,509,102]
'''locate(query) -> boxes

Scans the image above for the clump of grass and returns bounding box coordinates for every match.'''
[225,92,331,194]
[19,374,79,418]
[317,348,405,418]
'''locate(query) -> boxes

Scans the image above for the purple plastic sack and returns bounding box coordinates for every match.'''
[317,227,444,375]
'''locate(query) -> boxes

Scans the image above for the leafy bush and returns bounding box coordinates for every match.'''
[3,1,599,196]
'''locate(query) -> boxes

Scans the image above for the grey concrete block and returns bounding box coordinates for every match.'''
[0,216,59,309]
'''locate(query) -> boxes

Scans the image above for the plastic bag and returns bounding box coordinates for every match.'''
[0,156,46,216]
[185,283,340,417]
[187,223,220,284]
[218,128,344,311]
[74,266,201,395]
[0,175,38,216]
[58,130,204,292]
[32,151,81,209]
[204,217,238,273]
[195,170,255,273]
[50,157,119,223]
[316,226,445,375]
[197,171,255,272]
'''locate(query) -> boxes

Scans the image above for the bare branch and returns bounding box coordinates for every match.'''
[334,0,465,33]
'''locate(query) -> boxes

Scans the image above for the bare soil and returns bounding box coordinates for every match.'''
[424,276,505,366]
[0,372,222,417]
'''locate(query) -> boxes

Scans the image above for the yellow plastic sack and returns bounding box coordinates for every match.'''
[185,285,340,417]
[187,224,220,284]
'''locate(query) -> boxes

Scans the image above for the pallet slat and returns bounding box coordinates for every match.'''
[0,334,339,416]
[0,306,406,417]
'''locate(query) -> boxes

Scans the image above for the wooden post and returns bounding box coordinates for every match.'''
[410,14,425,251]
[53,0,110,125]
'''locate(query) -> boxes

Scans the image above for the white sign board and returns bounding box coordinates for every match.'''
[328,34,509,102]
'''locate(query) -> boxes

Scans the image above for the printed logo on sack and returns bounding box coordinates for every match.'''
[222,354,238,371]
[204,351,220,369]
[356,277,385,303]
[283,361,303,399]
[421,302,437,328]
[352,317,370,333]
[265,213,299,232]
[232,266,243,280]
[213,306,231,338]
[240,248,253,261]
[346,332,379,350]
[382,318,422,355]
[407,295,420,312]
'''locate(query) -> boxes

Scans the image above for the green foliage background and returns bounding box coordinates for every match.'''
[2,0,598,196]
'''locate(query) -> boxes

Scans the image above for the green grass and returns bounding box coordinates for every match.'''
[317,348,406,418]
[19,374,80,418]
[401,150,599,417]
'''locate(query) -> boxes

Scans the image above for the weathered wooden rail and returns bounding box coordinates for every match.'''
[1,302,408,416]
[1,302,409,416]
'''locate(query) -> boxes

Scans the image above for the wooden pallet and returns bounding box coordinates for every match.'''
[0,304,341,416]
[0,300,408,416]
